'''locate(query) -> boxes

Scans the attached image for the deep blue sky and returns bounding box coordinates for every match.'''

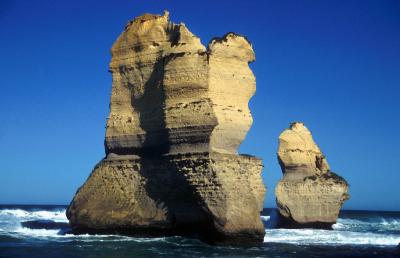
[1,0,399,210]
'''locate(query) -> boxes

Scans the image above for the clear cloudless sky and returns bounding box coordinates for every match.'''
[1,0,399,210]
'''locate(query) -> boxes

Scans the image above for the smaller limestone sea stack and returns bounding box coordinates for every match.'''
[275,122,349,229]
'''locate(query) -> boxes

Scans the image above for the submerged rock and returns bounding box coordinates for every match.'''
[275,122,349,229]
[67,11,265,246]
[21,220,70,230]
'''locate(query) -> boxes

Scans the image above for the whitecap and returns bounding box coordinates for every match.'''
[14,227,62,238]
[0,208,172,243]
[264,228,400,246]
[332,217,400,234]
[0,209,68,222]
[260,216,270,222]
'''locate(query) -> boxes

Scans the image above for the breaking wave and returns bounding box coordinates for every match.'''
[1,207,400,247]
[264,228,400,246]
[333,217,400,234]
[0,208,68,222]
[263,213,400,246]
[0,208,160,242]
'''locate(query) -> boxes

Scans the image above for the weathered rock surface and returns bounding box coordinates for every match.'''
[275,122,349,228]
[105,11,256,155]
[67,11,265,246]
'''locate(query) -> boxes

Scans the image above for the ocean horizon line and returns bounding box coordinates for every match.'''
[0,204,398,213]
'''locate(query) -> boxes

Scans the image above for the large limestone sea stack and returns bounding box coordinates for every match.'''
[275,122,349,228]
[67,11,266,245]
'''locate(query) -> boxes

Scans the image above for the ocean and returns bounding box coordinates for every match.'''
[0,205,399,258]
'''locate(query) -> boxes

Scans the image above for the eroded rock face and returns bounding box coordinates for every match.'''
[67,11,265,246]
[275,122,349,228]
[105,11,256,155]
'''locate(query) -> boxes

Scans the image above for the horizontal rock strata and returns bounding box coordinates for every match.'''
[67,11,265,246]
[275,122,349,229]
[68,153,264,244]
[105,11,255,155]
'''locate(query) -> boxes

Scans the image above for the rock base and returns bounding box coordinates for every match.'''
[275,214,335,229]
[275,173,349,228]
[67,152,265,246]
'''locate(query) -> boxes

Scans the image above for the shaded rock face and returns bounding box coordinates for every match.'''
[275,122,349,229]
[67,11,265,246]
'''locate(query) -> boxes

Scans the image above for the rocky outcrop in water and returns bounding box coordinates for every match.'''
[67,11,265,246]
[275,122,349,228]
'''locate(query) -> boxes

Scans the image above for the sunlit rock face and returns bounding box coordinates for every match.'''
[67,11,265,246]
[275,122,349,229]
[105,11,256,155]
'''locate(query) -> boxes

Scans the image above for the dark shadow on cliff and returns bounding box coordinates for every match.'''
[129,57,170,156]
[127,56,212,236]
[137,155,211,235]
[125,55,254,243]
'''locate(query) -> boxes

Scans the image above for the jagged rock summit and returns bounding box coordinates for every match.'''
[67,11,266,246]
[275,122,349,228]
[105,10,256,156]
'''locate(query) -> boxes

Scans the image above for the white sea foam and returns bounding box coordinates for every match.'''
[0,208,168,242]
[260,216,270,222]
[332,217,400,233]
[0,209,68,222]
[0,208,71,240]
[261,211,400,246]
[1,208,400,246]
[264,228,400,246]
[14,227,62,238]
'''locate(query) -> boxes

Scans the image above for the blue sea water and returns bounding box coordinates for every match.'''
[0,205,399,258]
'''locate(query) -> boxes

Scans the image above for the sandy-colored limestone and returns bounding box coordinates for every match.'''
[68,11,265,246]
[277,122,330,179]
[275,122,349,228]
[105,11,256,155]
